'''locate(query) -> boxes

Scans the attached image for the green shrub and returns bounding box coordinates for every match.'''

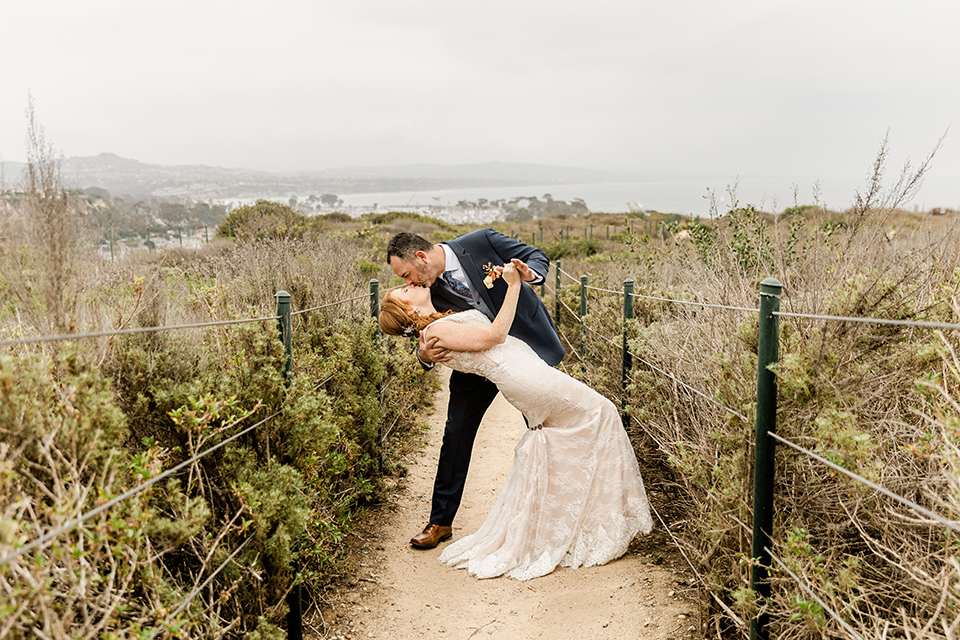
[0,229,436,637]
[217,200,317,241]
[542,237,604,260]
[362,210,456,231]
[319,212,352,223]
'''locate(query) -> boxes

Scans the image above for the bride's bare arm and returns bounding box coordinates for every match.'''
[422,261,522,352]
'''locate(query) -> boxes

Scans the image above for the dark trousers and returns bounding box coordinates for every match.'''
[429,370,500,527]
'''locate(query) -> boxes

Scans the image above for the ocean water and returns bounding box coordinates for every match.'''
[337,175,960,217]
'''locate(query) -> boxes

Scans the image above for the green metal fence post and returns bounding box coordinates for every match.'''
[286,581,302,640]
[370,279,380,329]
[275,291,292,381]
[579,275,587,360]
[370,279,383,472]
[532,232,536,247]
[750,277,782,640]
[275,290,300,640]
[622,279,634,429]
[539,224,543,246]
[554,260,561,324]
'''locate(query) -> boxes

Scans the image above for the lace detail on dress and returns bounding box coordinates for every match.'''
[432,310,653,581]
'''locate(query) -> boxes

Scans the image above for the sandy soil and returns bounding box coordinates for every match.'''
[311,369,701,640]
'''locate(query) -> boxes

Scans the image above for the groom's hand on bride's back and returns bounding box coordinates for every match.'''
[419,334,451,364]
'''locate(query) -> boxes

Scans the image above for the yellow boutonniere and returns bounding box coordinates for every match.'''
[482,262,501,289]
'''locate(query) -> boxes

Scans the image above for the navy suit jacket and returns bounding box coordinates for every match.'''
[431,228,564,367]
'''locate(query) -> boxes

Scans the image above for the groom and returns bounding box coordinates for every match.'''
[387,229,564,548]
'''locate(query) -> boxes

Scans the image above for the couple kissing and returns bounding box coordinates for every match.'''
[380,228,652,581]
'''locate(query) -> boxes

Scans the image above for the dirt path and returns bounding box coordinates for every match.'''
[313,369,700,640]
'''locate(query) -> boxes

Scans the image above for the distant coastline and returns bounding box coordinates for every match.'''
[292,175,960,218]
[3,153,957,218]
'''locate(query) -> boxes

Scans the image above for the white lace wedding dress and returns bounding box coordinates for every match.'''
[434,310,653,581]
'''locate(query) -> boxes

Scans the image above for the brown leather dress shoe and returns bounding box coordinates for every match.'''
[410,523,453,549]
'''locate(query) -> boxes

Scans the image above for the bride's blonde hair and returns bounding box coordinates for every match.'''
[379,291,454,337]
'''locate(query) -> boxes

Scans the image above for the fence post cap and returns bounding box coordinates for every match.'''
[760,278,782,293]
[369,279,379,286]
[275,290,291,301]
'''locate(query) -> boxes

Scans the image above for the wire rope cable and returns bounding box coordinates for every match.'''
[633,291,757,312]
[627,344,749,423]
[768,432,960,535]
[580,321,749,423]
[291,293,371,316]
[631,291,758,313]
[553,324,586,364]
[0,410,282,566]
[555,293,581,321]
[555,264,581,283]
[774,311,960,332]
[0,315,280,347]
[581,283,760,313]
[552,279,754,421]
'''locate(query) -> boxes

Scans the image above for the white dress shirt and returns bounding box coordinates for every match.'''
[440,244,476,296]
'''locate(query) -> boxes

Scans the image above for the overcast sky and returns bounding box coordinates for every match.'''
[2,0,958,192]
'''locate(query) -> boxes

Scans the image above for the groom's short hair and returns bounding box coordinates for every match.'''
[387,232,433,262]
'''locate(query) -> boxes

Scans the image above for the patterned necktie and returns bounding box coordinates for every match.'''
[443,270,472,298]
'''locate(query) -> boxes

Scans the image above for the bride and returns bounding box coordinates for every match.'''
[379,260,653,581]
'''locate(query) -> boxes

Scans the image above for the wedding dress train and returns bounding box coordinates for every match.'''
[434,311,653,581]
